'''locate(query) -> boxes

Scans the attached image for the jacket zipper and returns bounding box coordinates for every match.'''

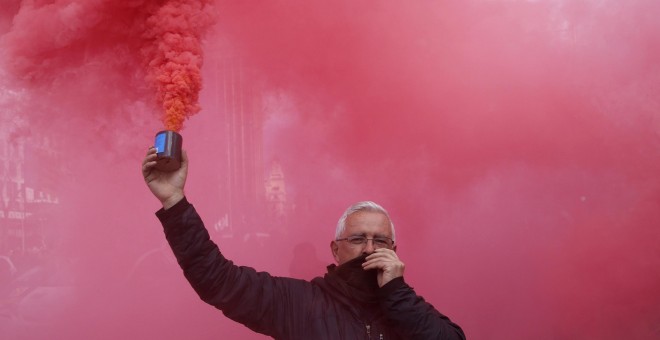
[366,324,385,339]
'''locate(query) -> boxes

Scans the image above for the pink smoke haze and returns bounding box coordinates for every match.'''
[1,1,659,339]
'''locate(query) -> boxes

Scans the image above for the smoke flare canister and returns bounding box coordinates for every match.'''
[154,130,183,172]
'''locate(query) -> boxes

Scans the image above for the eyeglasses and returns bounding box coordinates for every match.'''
[335,235,394,249]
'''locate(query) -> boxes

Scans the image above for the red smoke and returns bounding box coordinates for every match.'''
[1,1,659,340]
[141,0,214,132]
[0,0,214,132]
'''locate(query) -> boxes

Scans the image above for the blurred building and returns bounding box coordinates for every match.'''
[0,133,61,257]
[206,56,267,236]
[265,160,291,231]
[205,53,298,240]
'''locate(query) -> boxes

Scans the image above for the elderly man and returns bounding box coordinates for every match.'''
[142,147,465,339]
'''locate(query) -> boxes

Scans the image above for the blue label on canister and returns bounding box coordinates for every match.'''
[155,132,166,153]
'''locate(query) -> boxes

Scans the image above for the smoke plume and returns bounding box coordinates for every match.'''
[0,0,214,133]
[141,0,214,131]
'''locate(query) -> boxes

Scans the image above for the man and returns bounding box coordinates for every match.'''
[142,147,465,339]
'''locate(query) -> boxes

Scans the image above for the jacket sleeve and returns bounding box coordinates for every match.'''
[378,277,466,340]
[155,197,310,338]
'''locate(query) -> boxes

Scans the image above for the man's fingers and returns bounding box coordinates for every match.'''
[362,256,396,269]
[142,159,158,179]
[362,249,404,271]
[142,150,158,167]
[144,152,158,162]
[363,260,402,272]
[365,249,398,261]
[142,160,156,171]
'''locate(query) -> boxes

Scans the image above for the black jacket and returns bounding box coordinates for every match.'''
[157,197,465,340]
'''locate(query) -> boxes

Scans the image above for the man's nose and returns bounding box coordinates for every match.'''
[363,239,375,254]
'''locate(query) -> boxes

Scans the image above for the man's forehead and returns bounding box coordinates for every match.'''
[345,211,391,229]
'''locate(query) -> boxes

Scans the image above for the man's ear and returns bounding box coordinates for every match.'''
[330,240,340,263]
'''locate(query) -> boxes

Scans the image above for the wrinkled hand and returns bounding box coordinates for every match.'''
[141,147,188,209]
[362,248,405,287]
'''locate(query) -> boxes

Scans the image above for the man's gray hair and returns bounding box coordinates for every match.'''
[335,201,396,243]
